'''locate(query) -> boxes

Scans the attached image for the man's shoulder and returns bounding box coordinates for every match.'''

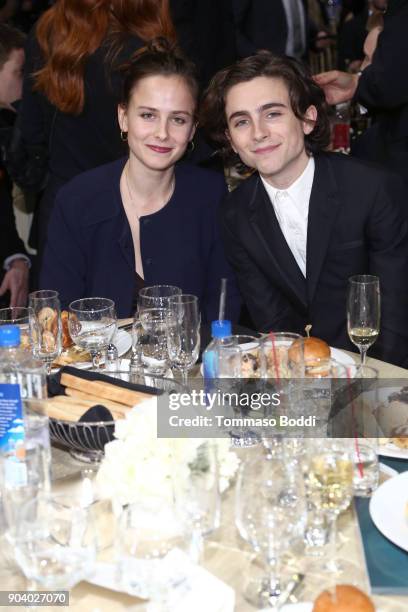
[316,152,402,187]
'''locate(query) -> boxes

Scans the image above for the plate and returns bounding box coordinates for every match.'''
[70,329,132,369]
[330,347,355,368]
[378,442,408,460]
[369,471,408,552]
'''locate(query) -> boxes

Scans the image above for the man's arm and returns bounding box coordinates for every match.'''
[222,208,305,333]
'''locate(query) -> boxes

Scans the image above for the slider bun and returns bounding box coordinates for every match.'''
[312,584,375,612]
[288,336,331,365]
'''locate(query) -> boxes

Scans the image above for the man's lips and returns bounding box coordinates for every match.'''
[147,144,173,153]
[253,144,281,154]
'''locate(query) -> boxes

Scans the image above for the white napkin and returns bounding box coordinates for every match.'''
[87,549,235,612]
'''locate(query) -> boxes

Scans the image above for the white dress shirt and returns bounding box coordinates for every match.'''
[260,157,315,277]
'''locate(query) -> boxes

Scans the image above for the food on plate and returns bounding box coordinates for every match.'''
[61,310,74,349]
[312,584,375,612]
[38,306,58,332]
[53,345,91,367]
[390,424,408,449]
[240,350,262,377]
[375,386,408,445]
[289,336,331,376]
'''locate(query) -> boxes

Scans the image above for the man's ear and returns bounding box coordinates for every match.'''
[118,105,128,133]
[302,105,318,135]
[225,129,237,153]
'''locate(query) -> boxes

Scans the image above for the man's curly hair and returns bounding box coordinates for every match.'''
[200,51,331,161]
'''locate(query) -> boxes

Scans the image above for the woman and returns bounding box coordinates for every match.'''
[19,0,176,249]
[40,41,241,323]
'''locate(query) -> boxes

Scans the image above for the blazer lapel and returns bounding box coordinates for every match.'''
[306,155,341,304]
[249,177,307,310]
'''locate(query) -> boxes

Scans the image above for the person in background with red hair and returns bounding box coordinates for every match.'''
[18,0,176,254]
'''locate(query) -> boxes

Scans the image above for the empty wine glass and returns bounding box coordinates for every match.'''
[235,448,306,608]
[166,294,200,385]
[68,298,117,368]
[347,275,380,366]
[29,290,61,374]
[13,493,97,590]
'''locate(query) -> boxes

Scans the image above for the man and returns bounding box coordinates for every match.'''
[232,0,329,61]
[315,0,408,188]
[201,51,408,366]
[0,23,30,307]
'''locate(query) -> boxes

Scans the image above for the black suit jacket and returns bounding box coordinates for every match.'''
[232,0,309,58]
[352,0,408,187]
[222,153,408,367]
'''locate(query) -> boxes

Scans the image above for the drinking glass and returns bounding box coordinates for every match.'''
[0,307,32,350]
[134,285,182,375]
[29,290,61,374]
[235,448,306,608]
[117,499,193,609]
[261,332,303,379]
[304,440,353,573]
[217,335,265,378]
[347,275,380,366]
[13,493,97,590]
[166,294,200,385]
[68,298,117,368]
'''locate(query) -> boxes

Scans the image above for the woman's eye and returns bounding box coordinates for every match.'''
[172,116,187,125]
[141,112,155,120]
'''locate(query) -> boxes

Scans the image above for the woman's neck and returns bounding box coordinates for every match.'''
[126,156,175,208]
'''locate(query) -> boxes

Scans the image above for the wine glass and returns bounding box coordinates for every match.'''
[304,440,353,573]
[13,493,97,590]
[68,298,117,368]
[166,294,200,385]
[235,448,306,608]
[29,290,62,374]
[347,275,380,366]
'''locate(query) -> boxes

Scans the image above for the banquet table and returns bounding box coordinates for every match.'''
[1,351,407,611]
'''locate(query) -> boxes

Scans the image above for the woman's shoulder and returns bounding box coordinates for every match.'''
[55,158,125,213]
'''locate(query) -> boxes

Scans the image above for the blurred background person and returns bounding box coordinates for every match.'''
[0,23,29,306]
[315,0,408,188]
[18,0,176,260]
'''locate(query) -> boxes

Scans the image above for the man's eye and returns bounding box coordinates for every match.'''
[266,112,281,119]
[234,119,248,128]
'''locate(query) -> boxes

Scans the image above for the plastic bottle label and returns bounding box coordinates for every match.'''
[0,383,25,452]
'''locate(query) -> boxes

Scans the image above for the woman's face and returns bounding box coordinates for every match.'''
[118,74,196,172]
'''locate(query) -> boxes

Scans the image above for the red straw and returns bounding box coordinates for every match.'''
[269,331,280,382]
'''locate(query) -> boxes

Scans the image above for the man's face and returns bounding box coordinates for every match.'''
[225,76,316,188]
[0,48,24,107]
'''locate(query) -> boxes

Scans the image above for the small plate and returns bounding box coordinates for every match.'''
[378,442,408,460]
[369,471,408,552]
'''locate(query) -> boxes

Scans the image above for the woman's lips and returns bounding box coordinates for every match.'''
[147,144,173,153]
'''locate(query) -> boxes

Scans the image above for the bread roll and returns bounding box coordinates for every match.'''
[312,584,375,612]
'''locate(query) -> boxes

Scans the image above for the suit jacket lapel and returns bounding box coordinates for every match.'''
[249,177,308,310]
[306,155,341,304]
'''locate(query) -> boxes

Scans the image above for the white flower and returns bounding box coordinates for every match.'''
[96,398,239,507]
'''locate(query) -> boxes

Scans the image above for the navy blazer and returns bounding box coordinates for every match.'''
[40,158,241,322]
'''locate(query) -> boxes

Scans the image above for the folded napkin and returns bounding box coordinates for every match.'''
[355,497,408,594]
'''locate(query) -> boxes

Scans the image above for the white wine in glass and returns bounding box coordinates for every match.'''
[347,275,380,366]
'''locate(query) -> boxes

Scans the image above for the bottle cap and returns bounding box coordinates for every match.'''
[211,320,232,339]
[0,325,21,347]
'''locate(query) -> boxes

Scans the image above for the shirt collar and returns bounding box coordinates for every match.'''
[260,156,315,210]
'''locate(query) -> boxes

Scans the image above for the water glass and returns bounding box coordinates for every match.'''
[138,285,182,310]
[29,290,62,374]
[68,298,117,368]
[137,307,170,376]
[261,332,303,378]
[217,335,265,378]
[166,294,200,385]
[13,493,96,590]
[0,307,32,350]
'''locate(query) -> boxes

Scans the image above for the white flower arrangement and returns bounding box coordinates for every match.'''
[96,398,240,507]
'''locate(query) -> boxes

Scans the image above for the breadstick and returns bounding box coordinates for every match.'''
[61,373,152,406]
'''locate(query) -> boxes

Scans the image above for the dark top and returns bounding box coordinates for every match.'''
[40,159,241,323]
[352,0,408,186]
[222,152,408,367]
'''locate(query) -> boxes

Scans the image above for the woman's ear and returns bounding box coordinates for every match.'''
[117,104,128,133]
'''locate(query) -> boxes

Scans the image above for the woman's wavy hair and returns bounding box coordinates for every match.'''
[119,38,199,113]
[34,0,176,115]
[200,51,331,160]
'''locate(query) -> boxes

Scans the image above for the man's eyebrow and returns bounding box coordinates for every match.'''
[228,102,286,122]
[137,106,192,116]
